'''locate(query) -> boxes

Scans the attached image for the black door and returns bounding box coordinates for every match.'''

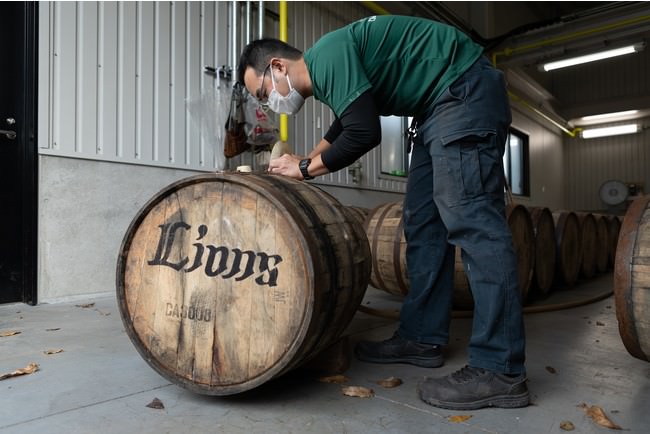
[0,2,38,304]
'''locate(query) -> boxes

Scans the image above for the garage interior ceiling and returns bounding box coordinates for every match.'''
[374,1,650,133]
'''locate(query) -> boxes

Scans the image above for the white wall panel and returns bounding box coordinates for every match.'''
[41,1,421,193]
[40,1,231,171]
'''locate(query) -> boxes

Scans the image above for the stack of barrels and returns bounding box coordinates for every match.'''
[349,202,623,310]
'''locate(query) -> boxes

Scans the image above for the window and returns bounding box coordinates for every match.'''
[379,121,530,197]
[503,128,530,196]
[380,116,412,177]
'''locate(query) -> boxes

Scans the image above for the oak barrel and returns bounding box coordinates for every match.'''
[364,203,470,307]
[576,213,598,279]
[552,211,581,287]
[607,216,622,268]
[593,214,610,274]
[364,202,531,308]
[451,206,535,309]
[614,195,650,362]
[345,206,370,228]
[364,203,408,296]
[506,204,535,303]
[116,173,371,395]
[453,247,474,310]
[528,207,556,298]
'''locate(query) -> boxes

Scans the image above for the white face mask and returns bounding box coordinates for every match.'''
[267,69,305,115]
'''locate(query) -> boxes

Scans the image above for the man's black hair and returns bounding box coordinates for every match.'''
[237,38,303,84]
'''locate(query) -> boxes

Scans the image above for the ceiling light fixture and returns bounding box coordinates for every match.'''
[581,123,640,139]
[580,110,639,122]
[542,43,644,71]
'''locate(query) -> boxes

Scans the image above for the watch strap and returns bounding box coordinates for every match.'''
[299,158,314,180]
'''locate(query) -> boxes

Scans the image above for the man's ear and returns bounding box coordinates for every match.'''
[270,58,287,74]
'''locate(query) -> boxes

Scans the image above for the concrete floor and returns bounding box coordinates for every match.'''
[1,273,649,434]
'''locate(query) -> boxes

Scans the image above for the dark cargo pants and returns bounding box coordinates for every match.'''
[398,56,526,375]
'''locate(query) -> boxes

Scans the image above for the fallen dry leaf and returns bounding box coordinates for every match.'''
[545,366,557,374]
[75,302,95,308]
[376,376,403,388]
[44,349,64,355]
[45,328,61,332]
[146,397,165,409]
[318,374,349,384]
[341,386,374,398]
[0,330,21,337]
[560,421,575,431]
[0,362,40,381]
[579,403,622,430]
[448,415,472,423]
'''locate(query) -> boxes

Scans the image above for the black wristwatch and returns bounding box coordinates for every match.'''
[299,158,314,180]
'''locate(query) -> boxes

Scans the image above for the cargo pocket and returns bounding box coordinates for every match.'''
[438,129,499,205]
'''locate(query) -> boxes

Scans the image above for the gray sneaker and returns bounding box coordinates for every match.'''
[354,332,444,368]
[417,365,530,410]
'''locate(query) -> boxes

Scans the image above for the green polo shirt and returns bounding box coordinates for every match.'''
[304,15,484,118]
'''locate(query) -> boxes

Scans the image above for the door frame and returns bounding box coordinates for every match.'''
[19,2,38,304]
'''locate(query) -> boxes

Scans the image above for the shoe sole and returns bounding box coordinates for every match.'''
[355,350,444,368]
[420,391,530,410]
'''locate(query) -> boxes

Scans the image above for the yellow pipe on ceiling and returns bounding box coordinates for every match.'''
[361,1,390,16]
[508,91,580,137]
[490,15,650,137]
[492,14,650,66]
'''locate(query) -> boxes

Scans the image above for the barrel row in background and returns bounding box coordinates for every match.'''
[346,202,623,310]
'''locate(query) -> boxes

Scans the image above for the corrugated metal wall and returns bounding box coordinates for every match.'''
[40,1,231,170]
[510,108,565,210]
[552,47,650,211]
[38,1,406,193]
[565,127,648,211]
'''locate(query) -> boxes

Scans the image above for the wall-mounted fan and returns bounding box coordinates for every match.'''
[599,180,629,206]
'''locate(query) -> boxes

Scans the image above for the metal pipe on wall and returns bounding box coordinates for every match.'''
[246,1,251,45]
[231,0,237,84]
[279,0,288,142]
[258,1,264,38]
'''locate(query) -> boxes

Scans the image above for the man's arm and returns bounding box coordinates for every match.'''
[268,90,381,179]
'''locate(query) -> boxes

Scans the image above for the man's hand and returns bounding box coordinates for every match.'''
[268,154,303,180]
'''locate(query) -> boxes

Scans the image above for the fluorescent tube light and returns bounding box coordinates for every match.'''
[581,124,639,139]
[543,44,644,71]
[580,110,639,122]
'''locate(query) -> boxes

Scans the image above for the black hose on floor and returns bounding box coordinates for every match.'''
[357,289,614,320]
